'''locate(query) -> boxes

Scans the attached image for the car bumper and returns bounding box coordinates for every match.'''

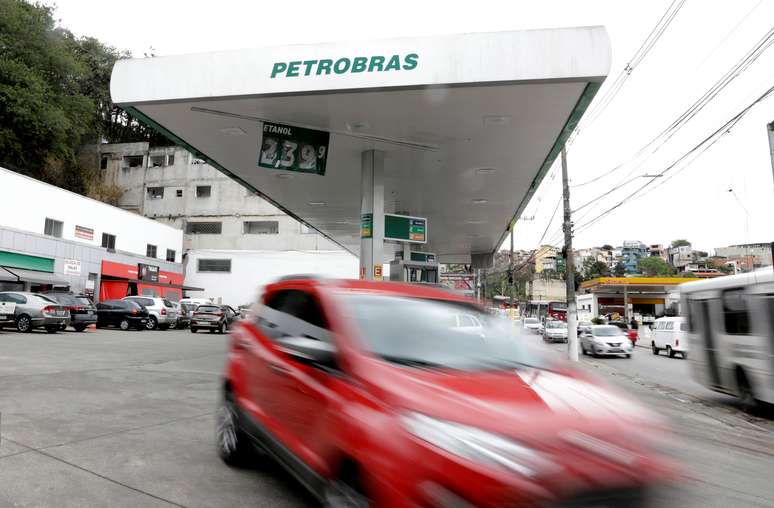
[191,320,221,328]
[156,315,177,325]
[545,335,568,342]
[33,316,70,326]
[71,314,98,325]
[590,342,633,355]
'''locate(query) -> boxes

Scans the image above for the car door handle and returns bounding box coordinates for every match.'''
[269,363,290,376]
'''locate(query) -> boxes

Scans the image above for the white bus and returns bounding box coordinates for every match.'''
[680,270,774,410]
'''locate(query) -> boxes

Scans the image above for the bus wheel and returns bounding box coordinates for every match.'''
[736,368,758,414]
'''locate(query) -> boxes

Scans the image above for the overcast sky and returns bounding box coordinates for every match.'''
[52,0,774,254]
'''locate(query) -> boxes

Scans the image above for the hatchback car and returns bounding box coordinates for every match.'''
[96,299,149,330]
[522,317,541,334]
[122,296,177,330]
[217,279,672,506]
[0,291,69,333]
[43,292,97,331]
[581,325,633,358]
[190,304,238,333]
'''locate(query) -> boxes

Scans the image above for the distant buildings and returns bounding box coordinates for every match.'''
[533,245,559,273]
[714,243,773,272]
[621,240,648,273]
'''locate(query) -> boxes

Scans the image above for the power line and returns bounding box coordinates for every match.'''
[571,23,774,190]
[571,82,774,236]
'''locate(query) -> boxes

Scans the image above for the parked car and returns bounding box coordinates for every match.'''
[0,292,69,333]
[0,300,17,327]
[122,296,177,330]
[651,316,688,359]
[522,316,541,333]
[580,325,633,358]
[170,301,195,329]
[179,297,213,308]
[95,299,149,330]
[43,292,97,332]
[542,319,568,343]
[217,279,673,505]
[190,304,238,333]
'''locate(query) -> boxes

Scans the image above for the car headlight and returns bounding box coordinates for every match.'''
[401,413,556,477]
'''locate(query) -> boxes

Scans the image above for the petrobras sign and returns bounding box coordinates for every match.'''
[270,54,418,79]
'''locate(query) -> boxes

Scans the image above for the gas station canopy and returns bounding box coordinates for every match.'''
[111,27,610,263]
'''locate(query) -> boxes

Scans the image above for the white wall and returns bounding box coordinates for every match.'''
[184,249,358,306]
[0,167,183,261]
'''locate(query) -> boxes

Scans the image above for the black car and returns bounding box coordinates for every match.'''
[190,304,239,333]
[44,292,98,332]
[96,299,149,330]
[174,302,196,329]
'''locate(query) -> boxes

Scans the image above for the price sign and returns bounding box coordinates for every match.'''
[258,122,329,176]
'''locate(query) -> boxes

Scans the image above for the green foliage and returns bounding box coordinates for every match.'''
[613,262,626,277]
[0,0,169,193]
[600,244,614,251]
[671,239,691,248]
[581,258,609,280]
[677,271,697,278]
[638,256,674,277]
[591,317,605,325]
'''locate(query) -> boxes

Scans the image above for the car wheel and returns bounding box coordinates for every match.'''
[209,328,215,334]
[736,368,758,414]
[218,323,225,334]
[16,314,32,333]
[625,354,631,358]
[581,345,587,355]
[682,352,688,360]
[45,325,58,334]
[216,391,256,467]
[651,342,659,355]
[190,327,197,333]
[169,321,177,330]
[73,324,87,332]
[119,319,130,331]
[667,346,675,358]
[146,316,158,330]
[323,468,370,508]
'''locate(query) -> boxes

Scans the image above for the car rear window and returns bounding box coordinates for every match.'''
[76,296,92,306]
[35,294,57,304]
[196,305,220,313]
[163,299,174,307]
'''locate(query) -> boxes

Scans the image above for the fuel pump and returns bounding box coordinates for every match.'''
[389,250,439,283]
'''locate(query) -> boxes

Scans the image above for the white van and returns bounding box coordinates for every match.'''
[651,316,688,359]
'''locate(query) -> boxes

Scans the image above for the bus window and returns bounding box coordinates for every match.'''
[722,289,750,335]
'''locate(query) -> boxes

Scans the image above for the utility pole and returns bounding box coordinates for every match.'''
[561,148,579,362]
[509,223,515,319]
[767,121,774,183]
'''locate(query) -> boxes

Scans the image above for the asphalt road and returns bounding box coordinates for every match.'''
[0,325,772,507]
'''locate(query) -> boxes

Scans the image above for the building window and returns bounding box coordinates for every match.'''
[243,220,279,235]
[166,249,176,262]
[185,222,222,234]
[101,233,116,251]
[123,155,144,168]
[147,187,164,199]
[149,155,165,167]
[44,218,63,238]
[196,185,211,198]
[146,244,157,258]
[167,154,175,166]
[198,259,231,272]
[100,156,108,170]
[175,189,183,197]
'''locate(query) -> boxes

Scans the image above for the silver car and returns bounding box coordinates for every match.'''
[0,291,70,333]
[122,296,178,330]
[543,320,568,343]
[580,325,633,358]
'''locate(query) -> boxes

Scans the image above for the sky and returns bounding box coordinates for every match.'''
[50,0,774,255]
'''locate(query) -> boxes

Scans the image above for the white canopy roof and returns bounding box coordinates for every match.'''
[111,27,610,263]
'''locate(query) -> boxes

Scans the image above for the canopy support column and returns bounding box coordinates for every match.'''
[360,150,384,281]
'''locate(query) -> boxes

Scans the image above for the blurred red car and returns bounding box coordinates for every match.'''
[217,278,674,507]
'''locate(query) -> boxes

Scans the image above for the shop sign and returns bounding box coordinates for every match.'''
[138,263,159,283]
[374,265,383,280]
[74,225,94,241]
[63,259,81,275]
[385,214,427,244]
[360,213,373,238]
[258,122,329,176]
[270,54,419,79]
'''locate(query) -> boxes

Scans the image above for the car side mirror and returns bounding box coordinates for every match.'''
[276,336,337,368]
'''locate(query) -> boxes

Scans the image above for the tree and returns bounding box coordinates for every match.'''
[613,262,626,277]
[695,250,708,258]
[638,257,674,277]
[581,258,609,280]
[671,239,691,248]
[0,0,169,194]
[600,244,614,251]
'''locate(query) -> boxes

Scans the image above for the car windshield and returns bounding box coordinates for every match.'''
[196,305,220,313]
[524,318,539,324]
[75,296,92,306]
[593,326,624,337]
[340,294,540,371]
[546,321,566,329]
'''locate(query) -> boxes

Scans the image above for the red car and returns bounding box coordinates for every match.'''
[217,278,674,507]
